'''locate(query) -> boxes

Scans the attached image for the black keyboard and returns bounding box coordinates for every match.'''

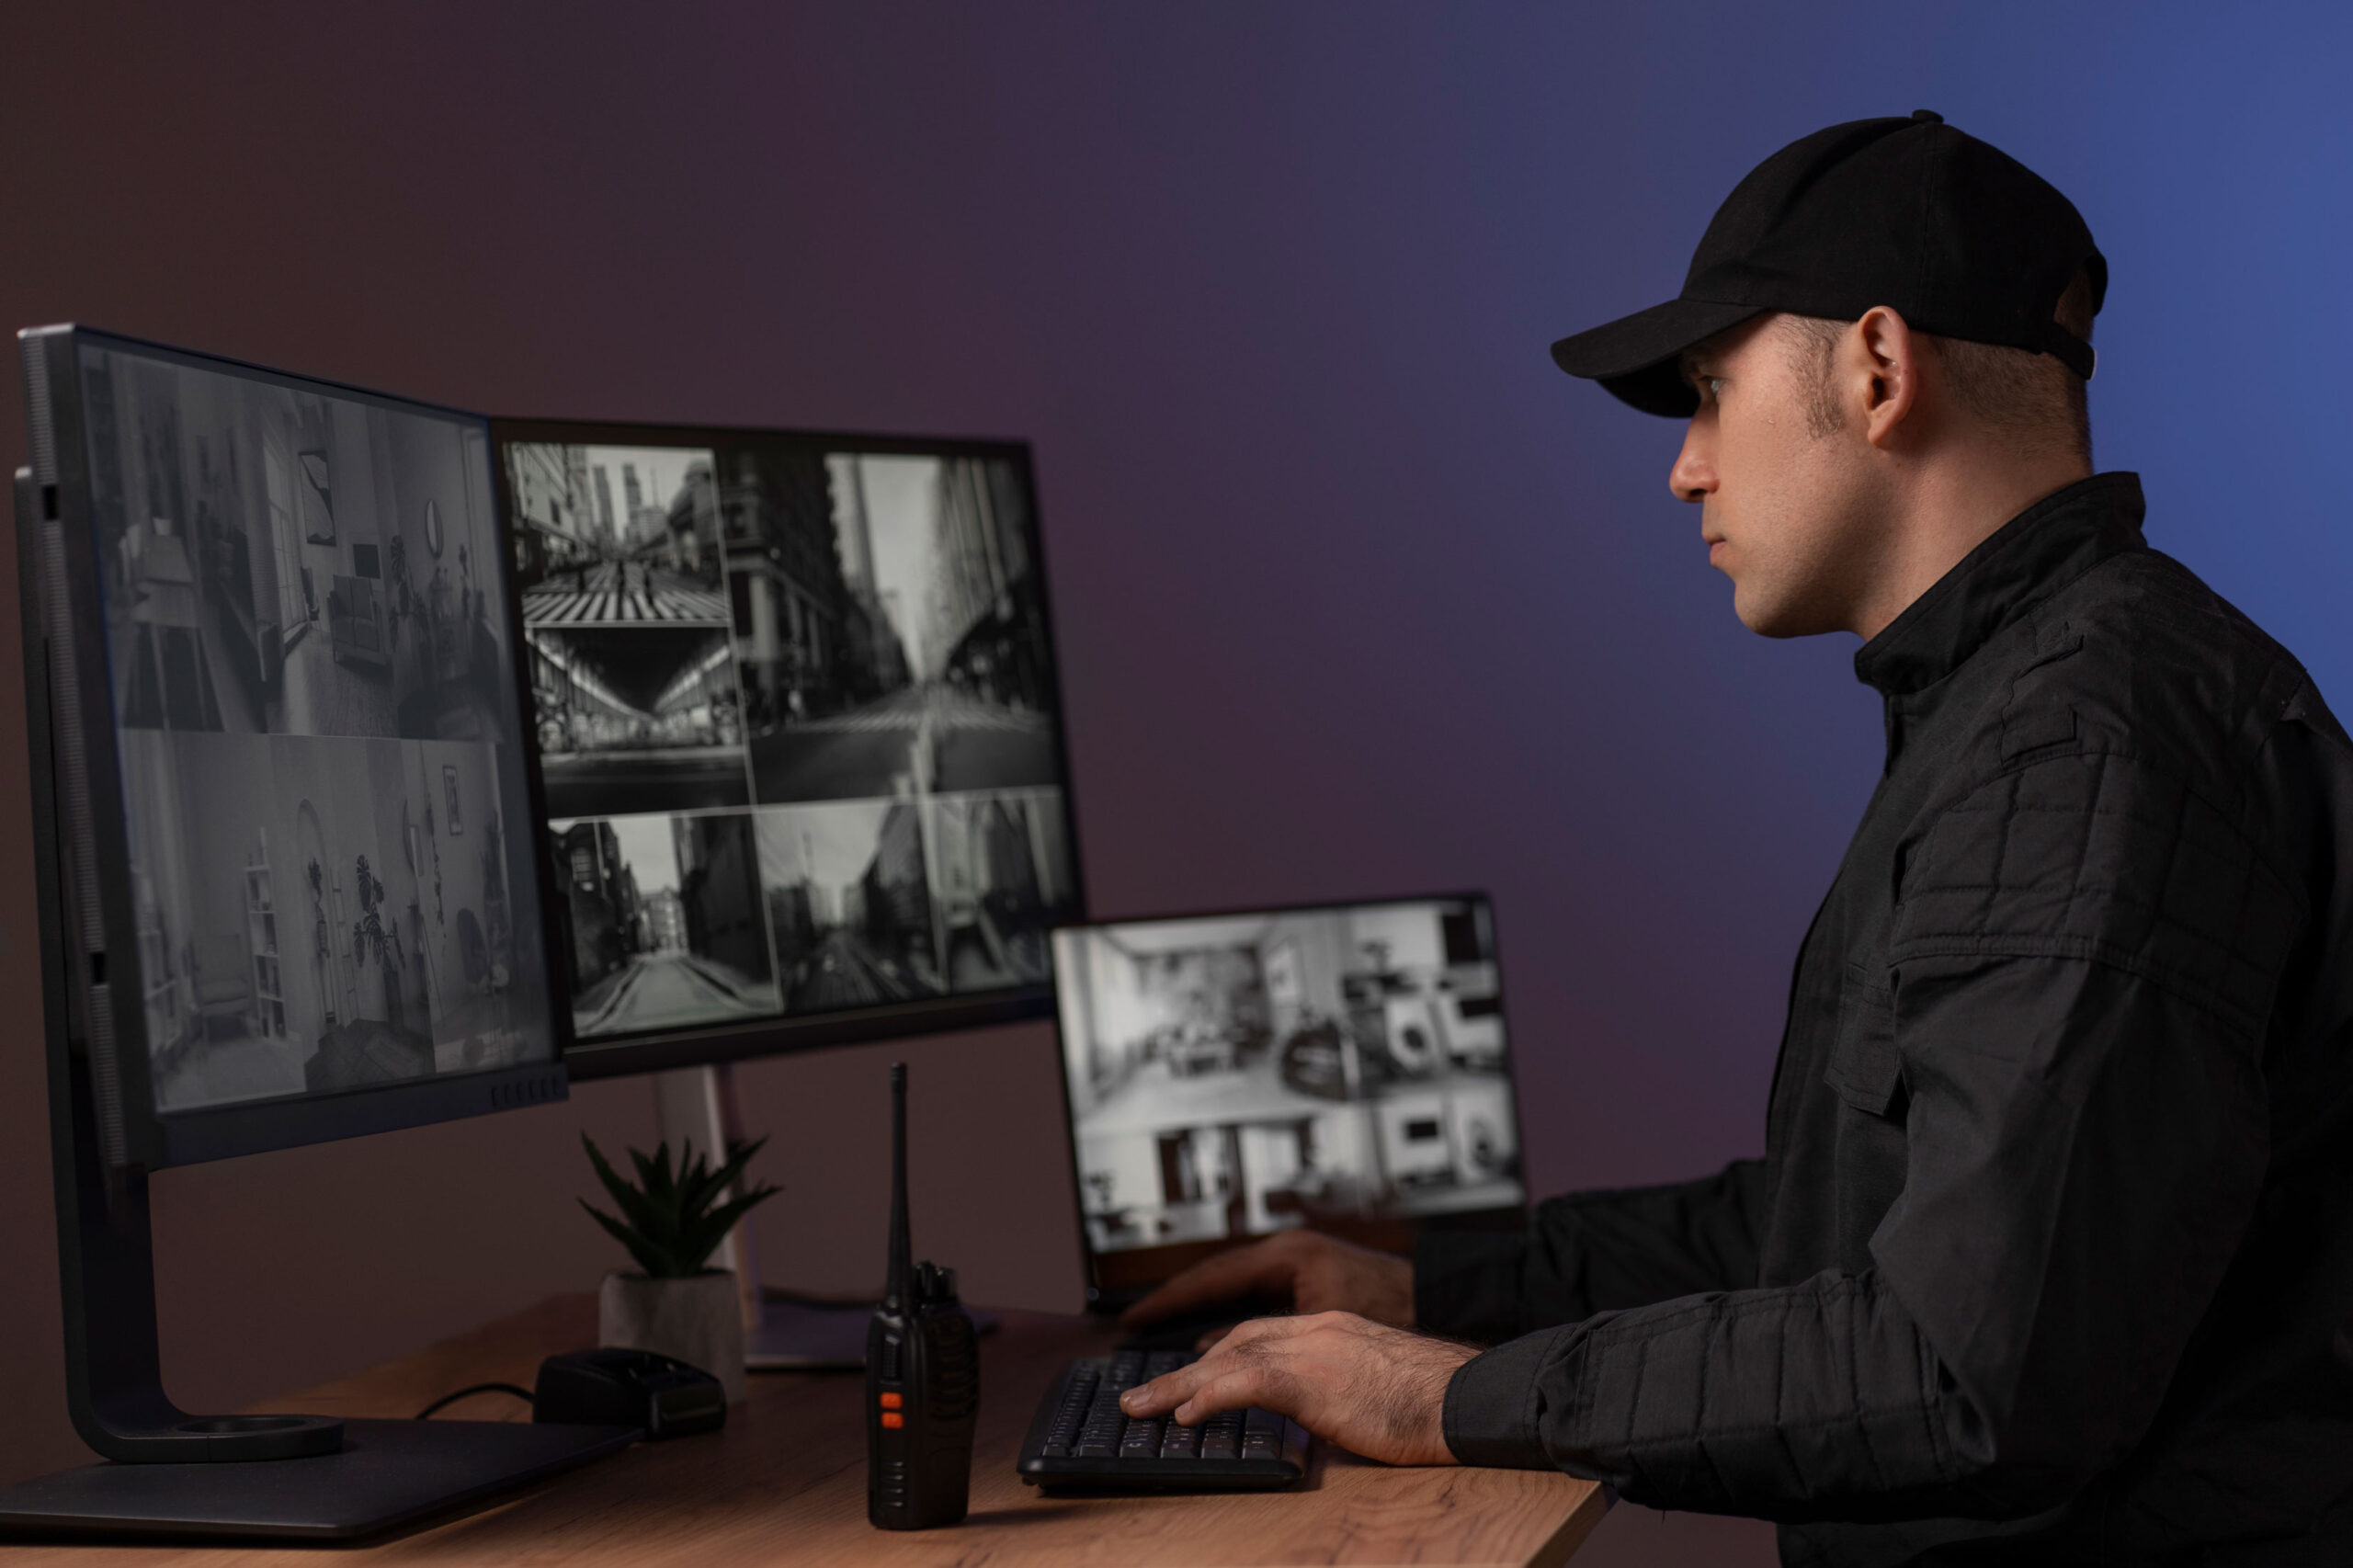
[1017,1348,1310,1490]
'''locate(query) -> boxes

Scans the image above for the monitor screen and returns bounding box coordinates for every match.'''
[494,423,1082,1074]
[1050,895,1524,1301]
[36,330,559,1160]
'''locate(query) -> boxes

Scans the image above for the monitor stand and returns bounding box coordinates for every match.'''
[0,506,635,1540]
[651,1065,995,1371]
[0,1037,640,1541]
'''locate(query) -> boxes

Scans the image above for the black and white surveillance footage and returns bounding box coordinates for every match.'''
[551,810,779,1039]
[85,345,551,1111]
[507,433,1080,1041]
[1053,903,1521,1256]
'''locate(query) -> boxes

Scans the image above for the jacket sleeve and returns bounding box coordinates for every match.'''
[1443,743,2300,1519]
[1415,1159,1767,1346]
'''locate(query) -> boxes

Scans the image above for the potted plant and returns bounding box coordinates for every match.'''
[580,1133,779,1404]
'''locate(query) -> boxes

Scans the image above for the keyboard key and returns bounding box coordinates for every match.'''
[1160,1425,1200,1458]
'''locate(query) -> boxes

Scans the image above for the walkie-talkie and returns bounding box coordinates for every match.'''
[866,1062,978,1530]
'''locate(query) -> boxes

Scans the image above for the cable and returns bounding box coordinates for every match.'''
[415,1381,536,1421]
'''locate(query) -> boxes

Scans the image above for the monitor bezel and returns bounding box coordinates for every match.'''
[1044,890,1529,1312]
[488,415,1089,1081]
[20,325,570,1170]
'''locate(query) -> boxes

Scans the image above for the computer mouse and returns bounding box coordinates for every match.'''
[533,1347,727,1439]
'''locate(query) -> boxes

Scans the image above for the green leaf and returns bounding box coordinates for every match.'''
[673,1186,781,1271]
[630,1143,668,1207]
[696,1135,771,1214]
[584,1134,669,1240]
[579,1198,672,1278]
[579,1133,782,1277]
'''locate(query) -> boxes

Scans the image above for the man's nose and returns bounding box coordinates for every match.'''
[1668,427,1711,503]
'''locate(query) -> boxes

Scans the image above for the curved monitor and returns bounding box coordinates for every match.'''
[491,420,1085,1078]
[18,327,563,1168]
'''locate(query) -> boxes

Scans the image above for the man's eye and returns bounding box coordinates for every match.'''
[1705,377,1727,399]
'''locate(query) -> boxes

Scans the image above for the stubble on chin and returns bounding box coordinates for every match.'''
[1730,556,1846,639]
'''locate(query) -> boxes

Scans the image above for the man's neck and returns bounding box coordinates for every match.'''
[1851,453,2093,641]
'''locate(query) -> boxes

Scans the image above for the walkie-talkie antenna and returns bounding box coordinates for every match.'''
[884,1062,911,1310]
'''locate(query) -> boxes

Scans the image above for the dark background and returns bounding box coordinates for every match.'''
[1,6,2345,1560]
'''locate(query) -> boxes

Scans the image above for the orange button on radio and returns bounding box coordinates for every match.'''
[881,1412,904,1429]
[879,1392,903,1410]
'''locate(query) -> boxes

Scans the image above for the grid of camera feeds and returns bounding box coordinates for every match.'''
[81,344,555,1115]
[1052,899,1522,1260]
[503,437,1078,1042]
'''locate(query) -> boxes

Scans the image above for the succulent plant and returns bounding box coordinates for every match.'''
[580,1133,781,1278]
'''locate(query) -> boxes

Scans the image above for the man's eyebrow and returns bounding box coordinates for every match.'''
[1679,351,1712,388]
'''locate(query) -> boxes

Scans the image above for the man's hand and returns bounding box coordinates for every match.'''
[1119,1230,1415,1333]
[1119,1312,1472,1466]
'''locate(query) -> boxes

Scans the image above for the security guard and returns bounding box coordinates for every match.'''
[1120,113,2353,1565]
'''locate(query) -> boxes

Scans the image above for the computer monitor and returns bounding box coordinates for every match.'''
[1049,894,1526,1308]
[489,419,1085,1080]
[3,326,629,1539]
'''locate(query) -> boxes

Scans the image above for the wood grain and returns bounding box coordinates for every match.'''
[0,1296,1605,1567]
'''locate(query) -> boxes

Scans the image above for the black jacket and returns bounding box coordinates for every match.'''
[1421,475,2353,1564]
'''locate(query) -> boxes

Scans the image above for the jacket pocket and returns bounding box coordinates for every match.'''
[1825,960,1904,1117]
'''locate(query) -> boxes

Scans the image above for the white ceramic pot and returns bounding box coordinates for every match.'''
[597,1269,749,1404]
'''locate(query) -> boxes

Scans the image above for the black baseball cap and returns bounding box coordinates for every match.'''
[1553,110,2107,417]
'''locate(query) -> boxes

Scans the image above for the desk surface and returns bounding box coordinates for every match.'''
[6,1296,1605,1567]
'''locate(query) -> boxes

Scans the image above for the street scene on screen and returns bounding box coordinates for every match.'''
[551,810,779,1038]
[504,429,1081,1043]
[506,444,728,625]
[528,623,750,817]
[717,446,1062,803]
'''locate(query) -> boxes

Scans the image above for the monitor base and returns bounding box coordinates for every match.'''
[0,1418,637,1542]
[747,1293,997,1369]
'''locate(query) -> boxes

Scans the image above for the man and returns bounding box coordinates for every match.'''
[1119,113,2353,1563]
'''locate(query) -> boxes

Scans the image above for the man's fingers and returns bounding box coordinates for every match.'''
[1171,1369,1286,1426]
[1123,1315,1304,1416]
[1179,1311,1298,1368]
[1120,1359,1214,1417]
[1119,1241,1290,1328]
[1125,1311,1465,1468]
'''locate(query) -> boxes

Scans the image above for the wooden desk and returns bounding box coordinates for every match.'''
[6,1297,1606,1566]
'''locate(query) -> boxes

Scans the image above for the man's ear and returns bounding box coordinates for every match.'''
[1851,306,1919,449]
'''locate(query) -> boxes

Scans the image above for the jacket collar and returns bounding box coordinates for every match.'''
[1853,472,2147,698]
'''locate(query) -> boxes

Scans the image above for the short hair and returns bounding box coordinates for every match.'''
[1779,266,2097,460]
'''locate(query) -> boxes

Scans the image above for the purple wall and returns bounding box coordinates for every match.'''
[0,9,2345,1537]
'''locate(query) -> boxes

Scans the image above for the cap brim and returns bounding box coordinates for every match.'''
[1551,298,1768,417]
